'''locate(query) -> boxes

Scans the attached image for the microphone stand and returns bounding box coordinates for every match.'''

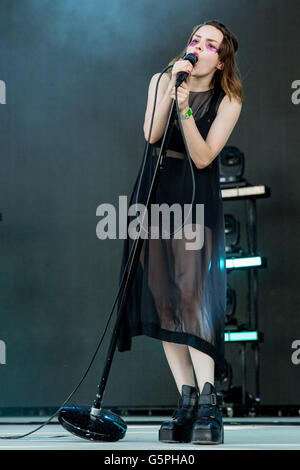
[58,99,178,441]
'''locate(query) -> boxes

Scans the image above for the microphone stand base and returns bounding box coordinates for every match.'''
[58,406,127,441]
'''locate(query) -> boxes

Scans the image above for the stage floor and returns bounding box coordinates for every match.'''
[0,417,300,450]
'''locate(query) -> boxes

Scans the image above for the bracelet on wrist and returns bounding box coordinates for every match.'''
[179,107,193,120]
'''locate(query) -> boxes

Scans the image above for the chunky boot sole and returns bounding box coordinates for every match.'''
[190,425,224,445]
[159,424,193,443]
[159,384,199,443]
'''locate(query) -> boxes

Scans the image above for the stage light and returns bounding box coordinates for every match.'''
[226,256,263,269]
[224,214,242,255]
[219,146,247,188]
[221,185,270,199]
[224,331,259,342]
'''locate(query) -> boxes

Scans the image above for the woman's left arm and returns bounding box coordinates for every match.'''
[172,79,242,169]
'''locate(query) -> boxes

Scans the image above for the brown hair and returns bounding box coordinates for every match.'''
[166,20,243,102]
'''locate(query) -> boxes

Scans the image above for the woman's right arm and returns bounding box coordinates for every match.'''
[143,59,194,143]
[143,72,173,144]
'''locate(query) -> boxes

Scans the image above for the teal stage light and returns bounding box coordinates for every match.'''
[226,256,263,269]
[225,331,261,342]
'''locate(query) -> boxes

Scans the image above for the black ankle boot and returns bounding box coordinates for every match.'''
[190,382,224,445]
[159,385,199,443]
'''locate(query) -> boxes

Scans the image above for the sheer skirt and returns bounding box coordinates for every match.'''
[140,224,213,340]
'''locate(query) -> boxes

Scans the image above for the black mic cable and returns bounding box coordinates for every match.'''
[0,64,175,440]
[0,54,200,440]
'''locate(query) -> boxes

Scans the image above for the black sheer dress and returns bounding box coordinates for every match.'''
[117,82,227,379]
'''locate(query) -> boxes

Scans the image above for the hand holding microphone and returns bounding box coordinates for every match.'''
[174,52,199,88]
[168,52,199,113]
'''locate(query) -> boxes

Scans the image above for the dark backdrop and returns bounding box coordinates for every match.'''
[0,0,299,409]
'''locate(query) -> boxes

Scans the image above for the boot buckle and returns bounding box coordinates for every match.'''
[198,393,218,406]
[211,394,217,406]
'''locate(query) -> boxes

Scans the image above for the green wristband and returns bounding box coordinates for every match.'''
[179,107,193,120]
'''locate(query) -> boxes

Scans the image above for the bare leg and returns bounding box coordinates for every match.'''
[162,341,196,394]
[173,224,215,393]
[188,346,215,393]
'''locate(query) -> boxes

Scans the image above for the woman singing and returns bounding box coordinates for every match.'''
[117,20,242,445]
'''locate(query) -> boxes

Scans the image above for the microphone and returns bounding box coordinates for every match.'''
[175,52,199,89]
